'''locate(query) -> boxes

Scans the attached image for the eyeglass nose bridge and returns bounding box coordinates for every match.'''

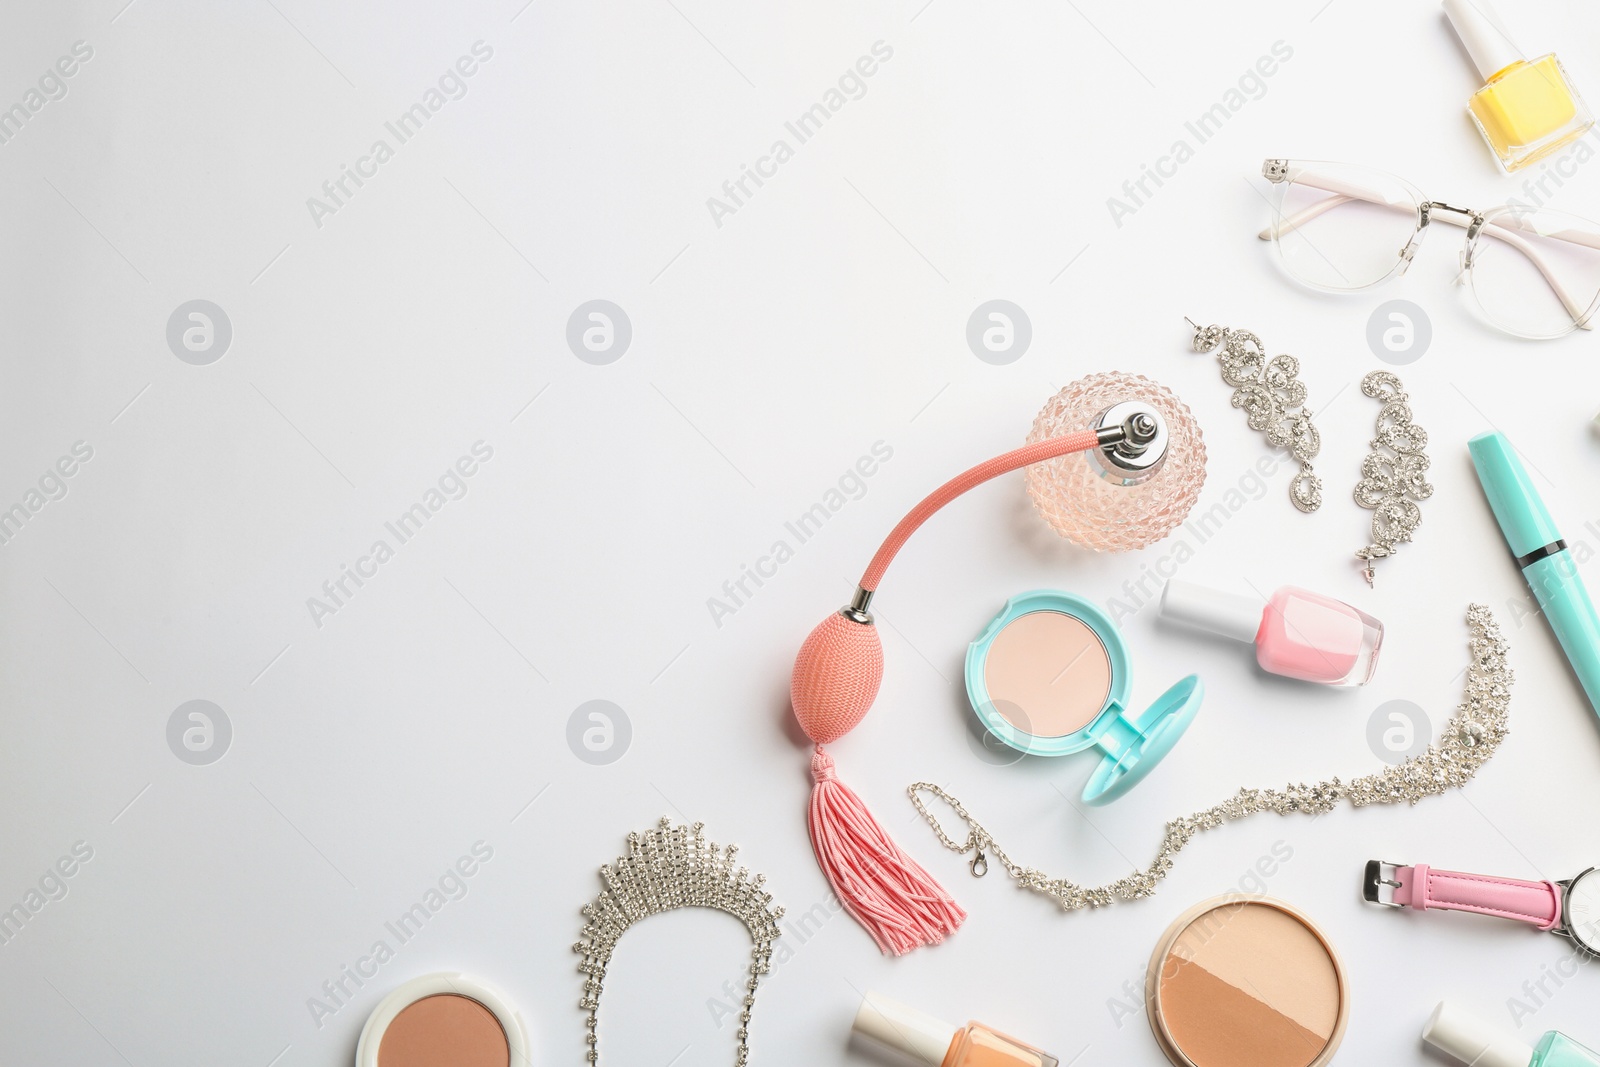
[1399,202,1488,279]
[1425,200,1481,219]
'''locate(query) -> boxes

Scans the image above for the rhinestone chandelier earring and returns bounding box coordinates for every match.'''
[575,820,785,1066]
[1354,370,1433,585]
[1186,319,1324,514]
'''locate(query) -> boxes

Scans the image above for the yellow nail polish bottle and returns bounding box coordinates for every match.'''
[1443,0,1594,172]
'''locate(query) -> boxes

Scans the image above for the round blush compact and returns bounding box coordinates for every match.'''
[356,972,529,1067]
[1145,896,1348,1067]
[965,590,1202,804]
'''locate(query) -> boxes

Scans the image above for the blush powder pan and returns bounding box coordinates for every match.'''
[356,973,530,1067]
[965,590,1204,804]
[1145,897,1348,1067]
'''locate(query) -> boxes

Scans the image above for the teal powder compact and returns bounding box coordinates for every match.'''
[966,590,1203,804]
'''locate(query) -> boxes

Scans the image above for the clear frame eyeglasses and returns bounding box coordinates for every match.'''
[1258,157,1600,339]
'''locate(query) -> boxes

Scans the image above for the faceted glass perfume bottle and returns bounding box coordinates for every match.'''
[1026,372,1206,552]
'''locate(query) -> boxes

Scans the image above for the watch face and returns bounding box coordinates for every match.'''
[1565,869,1600,952]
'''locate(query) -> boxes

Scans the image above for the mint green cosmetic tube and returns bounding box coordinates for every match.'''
[1469,431,1600,719]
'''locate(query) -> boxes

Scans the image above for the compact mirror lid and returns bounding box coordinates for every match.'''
[1080,675,1203,805]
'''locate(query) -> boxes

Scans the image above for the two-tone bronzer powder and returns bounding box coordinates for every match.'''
[1145,897,1348,1067]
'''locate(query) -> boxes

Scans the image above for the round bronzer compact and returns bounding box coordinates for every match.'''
[965,590,1202,804]
[356,972,530,1067]
[1145,896,1348,1067]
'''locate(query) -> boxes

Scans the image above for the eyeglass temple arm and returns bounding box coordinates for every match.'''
[1255,169,1416,239]
[1473,226,1598,329]
[1258,170,1598,329]
[1476,220,1600,330]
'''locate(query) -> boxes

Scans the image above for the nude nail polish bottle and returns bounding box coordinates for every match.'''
[1159,580,1383,686]
[853,992,1059,1067]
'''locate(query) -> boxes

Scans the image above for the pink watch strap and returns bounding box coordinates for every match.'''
[1390,863,1561,930]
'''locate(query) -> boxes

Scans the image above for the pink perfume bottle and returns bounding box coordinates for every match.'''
[1026,372,1207,552]
[1160,580,1383,686]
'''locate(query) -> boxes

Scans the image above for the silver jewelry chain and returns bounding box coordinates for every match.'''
[910,604,1511,912]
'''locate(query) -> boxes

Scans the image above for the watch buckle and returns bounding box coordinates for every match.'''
[1363,859,1405,908]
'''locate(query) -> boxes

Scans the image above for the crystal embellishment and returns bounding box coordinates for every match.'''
[1189,321,1323,513]
[1353,370,1433,585]
[575,819,784,1066]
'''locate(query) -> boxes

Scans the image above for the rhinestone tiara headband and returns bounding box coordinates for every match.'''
[575,819,785,1066]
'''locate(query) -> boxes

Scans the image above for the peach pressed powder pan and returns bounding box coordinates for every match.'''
[1145,896,1347,1067]
[983,609,1112,738]
[356,973,530,1067]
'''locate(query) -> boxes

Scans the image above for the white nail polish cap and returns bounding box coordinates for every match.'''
[1159,580,1263,644]
[852,992,957,1066]
[1442,0,1524,82]
[1423,1001,1534,1067]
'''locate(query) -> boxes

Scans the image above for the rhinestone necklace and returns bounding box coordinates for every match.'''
[910,604,1511,911]
[575,819,784,1066]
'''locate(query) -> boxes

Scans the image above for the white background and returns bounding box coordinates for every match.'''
[3,0,1600,1065]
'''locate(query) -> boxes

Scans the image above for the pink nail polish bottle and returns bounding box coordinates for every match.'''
[1159,580,1383,686]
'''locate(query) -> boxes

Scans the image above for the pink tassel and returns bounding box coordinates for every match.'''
[806,747,965,955]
